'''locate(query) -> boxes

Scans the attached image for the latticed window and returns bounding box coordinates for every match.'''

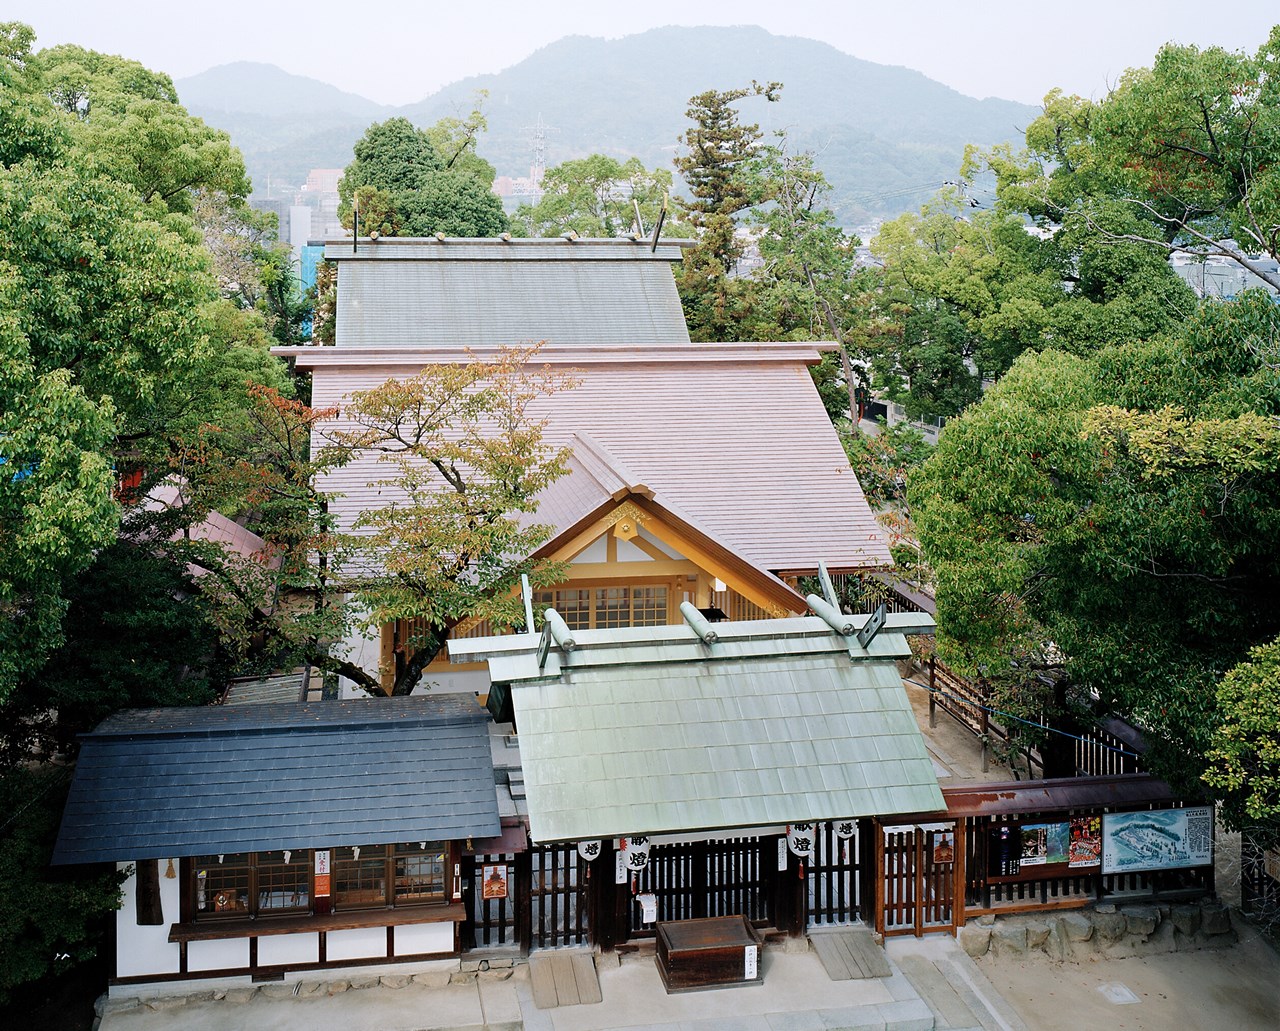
[537,585,669,629]
[393,842,448,904]
[256,850,310,912]
[333,846,388,909]
[193,854,251,916]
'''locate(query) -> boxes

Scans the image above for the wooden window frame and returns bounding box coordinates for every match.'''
[180,843,456,922]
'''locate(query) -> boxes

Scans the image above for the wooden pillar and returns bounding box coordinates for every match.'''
[515,850,533,954]
[460,855,477,951]
[135,858,164,926]
[857,818,876,925]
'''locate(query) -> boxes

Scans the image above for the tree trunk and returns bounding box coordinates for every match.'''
[392,630,446,696]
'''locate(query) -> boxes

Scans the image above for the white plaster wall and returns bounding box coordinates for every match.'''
[187,937,249,972]
[638,526,681,558]
[116,860,182,978]
[570,536,608,562]
[258,932,319,966]
[326,926,387,961]
[394,922,453,955]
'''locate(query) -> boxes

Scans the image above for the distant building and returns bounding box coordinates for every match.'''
[1171,251,1280,300]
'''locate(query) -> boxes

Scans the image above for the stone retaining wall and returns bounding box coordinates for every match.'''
[958,900,1236,963]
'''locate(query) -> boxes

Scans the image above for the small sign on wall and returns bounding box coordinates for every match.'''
[616,849,628,884]
[777,837,788,871]
[314,850,331,896]
[744,944,758,980]
[482,864,509,900]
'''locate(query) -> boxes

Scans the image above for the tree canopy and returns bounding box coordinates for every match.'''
[909,290,1280,789]
[338,110,507,238]
[513,154,679,239]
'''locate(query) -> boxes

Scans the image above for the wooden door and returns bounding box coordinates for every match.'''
[876,821,961,937]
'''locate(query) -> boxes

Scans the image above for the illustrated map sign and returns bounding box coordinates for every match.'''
[1102,807,1213,874]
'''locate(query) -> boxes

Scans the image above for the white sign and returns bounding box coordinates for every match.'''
[615,849,628,884]
[777,837,788,871]
[637,892,657,922]
[744,944,758,980]
[1102,807,1213,874]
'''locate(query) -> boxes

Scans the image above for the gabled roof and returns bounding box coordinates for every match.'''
[325,237,692,347]
[53,697,499,864]
[292,345,891,572]
[452,614,944,843]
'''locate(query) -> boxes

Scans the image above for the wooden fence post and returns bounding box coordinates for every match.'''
[928,656,937,729]
[515,850,533,954]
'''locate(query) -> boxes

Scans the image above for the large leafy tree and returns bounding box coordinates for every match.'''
[513,154,679,239]
[869,188,1195,421]
[909,290,1280,787]
[975,27,1280,291]
[322,346,576,695]
[338,112,507,238]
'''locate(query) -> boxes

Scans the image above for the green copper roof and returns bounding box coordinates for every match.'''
[470,615,944,843]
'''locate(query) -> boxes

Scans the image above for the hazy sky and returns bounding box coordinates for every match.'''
[9,2,1277,107]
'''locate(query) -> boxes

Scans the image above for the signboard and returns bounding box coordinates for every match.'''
[1102,807,1213,874]
[988,825,1020,877]
[930,830,956,865]
[482,864,509,900]
[744,944,758,980]
[313,850,331,897]
[1019,823,1070,867]
[1264,848,1280,884]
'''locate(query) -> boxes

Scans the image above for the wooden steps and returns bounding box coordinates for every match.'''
[529,949,602,1009]
[809,925,892,980]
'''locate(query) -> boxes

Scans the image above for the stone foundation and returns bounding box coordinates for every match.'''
[959,900,1236,964]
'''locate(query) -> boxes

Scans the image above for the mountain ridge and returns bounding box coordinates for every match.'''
[177,25,1040,221]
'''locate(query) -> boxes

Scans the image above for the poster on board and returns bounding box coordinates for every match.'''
[1019,823,1069,866]
[1069,816,1102,868]
[1102,807,1213,873]
[481,864,509,900]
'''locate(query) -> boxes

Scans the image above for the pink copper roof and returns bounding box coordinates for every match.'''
[292,344,890,572]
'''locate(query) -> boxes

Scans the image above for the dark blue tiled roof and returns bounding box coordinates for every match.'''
[53,696,499,865]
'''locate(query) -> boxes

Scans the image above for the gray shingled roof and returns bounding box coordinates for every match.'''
[326,238,692,347]
[451,615,944,843]
[53,697,499,865]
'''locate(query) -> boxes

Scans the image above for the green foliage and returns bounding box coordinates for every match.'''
[869,192,1195,420]
[0,25,295,704]
[36,44,250,216]
[975,27,1280,290]
[910,292,1280,790]
[513,154,679,238]
[674,82,780,340]
[1204,640,1280,832]
[841,420,930,506]
[324,347,575,695]
[339,110,507,238]
[0,768,124,1006]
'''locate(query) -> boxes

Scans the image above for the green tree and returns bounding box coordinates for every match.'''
[674,81,780,341]
[0,768,124,1007]
[513,154,678,238]
[977,28,1280,291]
[338,111,507,238]
[909,290,1280,786]
[1204,640,1280,833]
[322,346,576,695]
